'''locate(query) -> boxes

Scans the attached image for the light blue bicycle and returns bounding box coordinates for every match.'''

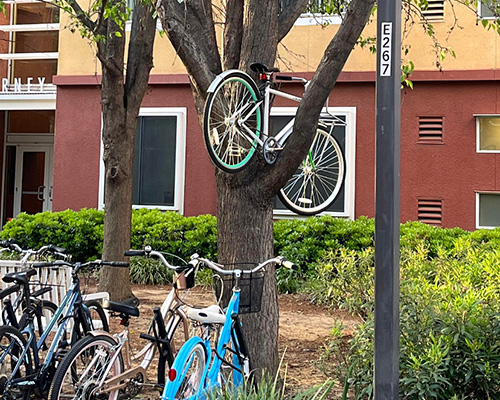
[162,254,295,400]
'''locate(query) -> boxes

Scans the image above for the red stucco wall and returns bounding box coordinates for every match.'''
[53,77,500,231]
[52,83,217,216]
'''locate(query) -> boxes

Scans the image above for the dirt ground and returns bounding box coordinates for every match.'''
[114,284,361,399]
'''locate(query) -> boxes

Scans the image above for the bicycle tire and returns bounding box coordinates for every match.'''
[0,325,33,400]
[204,71,262,173]
[84,299,110,332]
[157,310,191,384]
[278,125,345,215]
[48,334,124,400]
[29,300,57,350]
[164,337,207,399]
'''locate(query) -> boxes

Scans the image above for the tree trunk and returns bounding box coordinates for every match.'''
[216,171,278,378]
[97,0,156,300]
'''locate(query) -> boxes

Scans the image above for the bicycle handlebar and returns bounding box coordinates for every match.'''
[125,246,189,272]
[191,254,297,275]
[33,259,129,274]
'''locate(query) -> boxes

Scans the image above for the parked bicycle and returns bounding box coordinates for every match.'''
[161,254,295,399]
[0,259,122,399]
[0,240,70,342]
[47,247,201,400]
[203,62,345,215]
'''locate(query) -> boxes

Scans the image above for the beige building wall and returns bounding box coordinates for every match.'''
[57,4,498,77]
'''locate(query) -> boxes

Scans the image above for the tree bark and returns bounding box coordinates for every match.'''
[97,0,156,300]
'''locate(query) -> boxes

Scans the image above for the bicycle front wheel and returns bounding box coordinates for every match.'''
[0,325,33,400]
[279,126,345,215]
[164,338,206,399]
[204,72,262,173]
[48,334,124,400]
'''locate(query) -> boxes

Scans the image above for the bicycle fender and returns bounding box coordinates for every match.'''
[162,336,208,400]
[207,69,253,93]
[87,330,117,342]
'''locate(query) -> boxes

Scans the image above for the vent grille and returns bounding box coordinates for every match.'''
[418,199,443,226]
[421,0,444,22]
[418,116,443,143]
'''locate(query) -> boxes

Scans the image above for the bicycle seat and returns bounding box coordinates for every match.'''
[2,269,37,286]
[103,299,140,317]
[250,62,280,74]
[186,304,226,324]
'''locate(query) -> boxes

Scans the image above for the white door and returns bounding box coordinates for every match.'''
[13,145,53,217]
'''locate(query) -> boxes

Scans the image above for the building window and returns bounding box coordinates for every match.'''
[476,115,500,152]
[99,108,186,213]
[477,193,500,228]
[270,107,356,219]
[478,1,499,19]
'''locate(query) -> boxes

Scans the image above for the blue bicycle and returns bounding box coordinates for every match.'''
[0,259,126,399]
[162,254,295,399]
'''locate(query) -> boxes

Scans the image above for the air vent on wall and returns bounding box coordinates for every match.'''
[418,116,444,144]
[421,0,445,22]
[418,198,443,226]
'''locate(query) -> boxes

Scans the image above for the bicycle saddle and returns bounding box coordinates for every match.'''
[103,299,140,317]
[2,269,37,286]
[186,304,226,324]
[250,62,280,74]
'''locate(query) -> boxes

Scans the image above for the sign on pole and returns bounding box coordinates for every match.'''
[375,0,401,399]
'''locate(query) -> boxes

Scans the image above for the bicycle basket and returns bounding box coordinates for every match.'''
[213,264,265,314]
[173,268,195,290]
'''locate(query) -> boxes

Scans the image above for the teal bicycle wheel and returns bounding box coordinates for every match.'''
[204,72,262,173]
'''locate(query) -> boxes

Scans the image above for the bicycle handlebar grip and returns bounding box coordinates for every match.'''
[103,261,129,267]
[282,260,298,271]
[275,75,293,81]
[47,244,67,253]
[33,262,55,268]
[124,250,145,257]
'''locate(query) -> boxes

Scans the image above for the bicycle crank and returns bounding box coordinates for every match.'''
[263,137,283,164]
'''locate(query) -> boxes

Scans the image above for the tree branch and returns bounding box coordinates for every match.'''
[223,0,244,70]
[161,0,222,105]
[277,0,309,41]
[261,0,375,197]
[125,0,157,111]
[65,0,96,32]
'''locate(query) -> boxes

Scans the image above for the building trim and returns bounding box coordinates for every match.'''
[54,69,500,87]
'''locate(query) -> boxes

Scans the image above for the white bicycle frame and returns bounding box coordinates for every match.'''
[208,69,346,151]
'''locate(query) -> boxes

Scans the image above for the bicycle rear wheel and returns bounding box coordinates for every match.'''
[48,334,123,400]
[204,71,262,173]
[0,325,33,400]
[278,125,345,215]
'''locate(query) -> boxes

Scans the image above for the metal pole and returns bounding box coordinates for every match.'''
[375,0,401,399]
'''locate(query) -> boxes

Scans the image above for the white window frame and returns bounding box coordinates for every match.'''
[478,0,497,19]
[476,191,500,229]
[271,106,356,220]
[475,114,500,153]
[98,107,187,214]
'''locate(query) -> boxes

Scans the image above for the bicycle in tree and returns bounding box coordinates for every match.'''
[204,62,346,215]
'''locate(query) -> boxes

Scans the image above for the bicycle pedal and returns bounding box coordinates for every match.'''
[16,381,36,387]
[154,384,164,393]
[55,349,69,361]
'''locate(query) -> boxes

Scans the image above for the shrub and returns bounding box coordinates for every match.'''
[323,240,500,399]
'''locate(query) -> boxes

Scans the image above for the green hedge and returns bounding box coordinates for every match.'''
[317,239,500,399]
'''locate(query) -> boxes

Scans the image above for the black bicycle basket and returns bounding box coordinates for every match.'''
[213,263,265,314]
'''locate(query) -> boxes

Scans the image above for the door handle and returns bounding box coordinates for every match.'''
[49,186,53,201]
[37,186,45,201]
